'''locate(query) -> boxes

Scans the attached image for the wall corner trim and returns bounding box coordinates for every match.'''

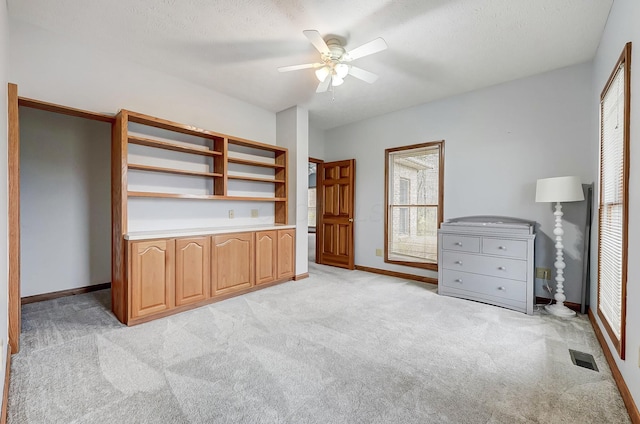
[588,309,640,423]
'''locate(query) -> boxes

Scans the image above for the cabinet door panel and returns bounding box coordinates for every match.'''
[175,237,210,306]
[256,231,277,285]
[277,229,295,279]
[130,239,175,319]
[212,233,254,295]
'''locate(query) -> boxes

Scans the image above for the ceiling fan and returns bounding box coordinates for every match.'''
[278,30,388,93]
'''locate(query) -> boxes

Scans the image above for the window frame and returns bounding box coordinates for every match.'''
[384,141,444,271]
[597,42,631,360]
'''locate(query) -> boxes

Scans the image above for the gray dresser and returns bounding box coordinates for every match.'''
[437,217,535,314]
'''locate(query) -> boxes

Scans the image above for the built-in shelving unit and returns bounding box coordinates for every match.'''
[111,109,290,325]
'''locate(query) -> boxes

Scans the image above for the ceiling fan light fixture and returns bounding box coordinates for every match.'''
[335,63,349,79]
[315,66,330,82]
[332,75,344,86]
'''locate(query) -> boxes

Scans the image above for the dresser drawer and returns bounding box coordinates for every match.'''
[441,251,528,281]
[441,235,480,253]
[440,270,527,303]
[482,238,528,259]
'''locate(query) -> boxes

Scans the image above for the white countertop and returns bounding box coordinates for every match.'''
[124,224,296,240]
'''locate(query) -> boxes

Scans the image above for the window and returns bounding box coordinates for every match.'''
[385,141,444,270]
[598,42,631,359]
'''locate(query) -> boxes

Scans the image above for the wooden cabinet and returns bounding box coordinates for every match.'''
[211,232,255,296]
[255,230,277,285]
[129,239,175,319]
[175,237,210,306]
[121,228,294,325]
[277,229,295,279]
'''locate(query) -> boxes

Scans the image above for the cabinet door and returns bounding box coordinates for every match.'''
[255,231,277,285]
[175,237,210,306]
[211,233,254,296]
[129,239,175,319]
[277,229,295,279]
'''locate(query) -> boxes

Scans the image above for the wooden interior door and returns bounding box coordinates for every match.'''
[318,159,355,269]
[8,83,20,353]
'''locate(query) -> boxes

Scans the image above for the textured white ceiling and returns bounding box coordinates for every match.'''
[7,0,613,129]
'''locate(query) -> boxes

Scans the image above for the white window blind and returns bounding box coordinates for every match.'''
[598,55,628,348]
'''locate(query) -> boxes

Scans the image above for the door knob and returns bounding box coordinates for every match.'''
[348,218,354,222]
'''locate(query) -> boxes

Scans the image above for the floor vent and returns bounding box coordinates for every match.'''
[569,349,599,371]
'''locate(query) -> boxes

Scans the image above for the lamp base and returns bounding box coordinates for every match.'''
[545,303,576,318]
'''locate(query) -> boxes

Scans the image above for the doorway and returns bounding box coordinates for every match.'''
[308,157,323,264]
[8,84,114,354]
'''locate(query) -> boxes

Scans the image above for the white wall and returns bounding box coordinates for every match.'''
[277,106,309,276]
[9,19,281,234]
[20,108,111,297]
[309,125,325,160]
[325,63,595,303]
[0,0,10,395]
[591,0,640,409]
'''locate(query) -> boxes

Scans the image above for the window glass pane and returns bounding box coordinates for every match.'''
[308,188,316,228]
[388,206,438,263]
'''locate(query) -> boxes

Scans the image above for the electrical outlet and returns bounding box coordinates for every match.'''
[375,248,382,257]
[251,209,259,218]
[536,267,551,280]
[228,210,234,219]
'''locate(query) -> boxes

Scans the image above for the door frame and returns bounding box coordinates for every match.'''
[7,83,115,354]
[308,157,323,264]
[317,158,356,270]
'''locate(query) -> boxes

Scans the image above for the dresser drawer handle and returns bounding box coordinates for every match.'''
[498,246,507,250]
[498,266,507,271]
[454,242,463,246]
[454,278,463,283]
[454,260,463,265]
[498,286,506,291]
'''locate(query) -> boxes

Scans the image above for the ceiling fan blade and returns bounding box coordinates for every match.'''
[278,63,320,72]
[348,66,379,84]
[303,30,331,55]
[345,37,388,61]
[316,77,331,93]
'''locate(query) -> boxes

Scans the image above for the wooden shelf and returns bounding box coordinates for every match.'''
[228,137,287,153]
[129,135,222,157]
[227,175,285,184]
[128,191,286,202]
[227,157,285,169]
[128,164,222,178]
[128,192,218,200]
[125,110,226,140]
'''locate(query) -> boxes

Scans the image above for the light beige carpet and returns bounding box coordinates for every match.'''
[8,263,630,423]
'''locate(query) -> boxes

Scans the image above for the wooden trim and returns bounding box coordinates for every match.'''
[535,296,581,313]
[313,159,324,263]
[126,276,293,326]
[111,111,128,323]
[8,83,20,355]
[18,96,115,123]
[384,140,444,271]
[588,309,639,424]
[21,283,111,305]
[293,273,309,281]
[1,345,11,424]
[355,265,438,285]
[308,157,324,164]
[597,42,631,360]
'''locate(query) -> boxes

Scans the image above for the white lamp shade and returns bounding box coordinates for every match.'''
[535,176,584,203]
[315,66,330,82]
[335,63,349,78]
[331,75,344,86]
